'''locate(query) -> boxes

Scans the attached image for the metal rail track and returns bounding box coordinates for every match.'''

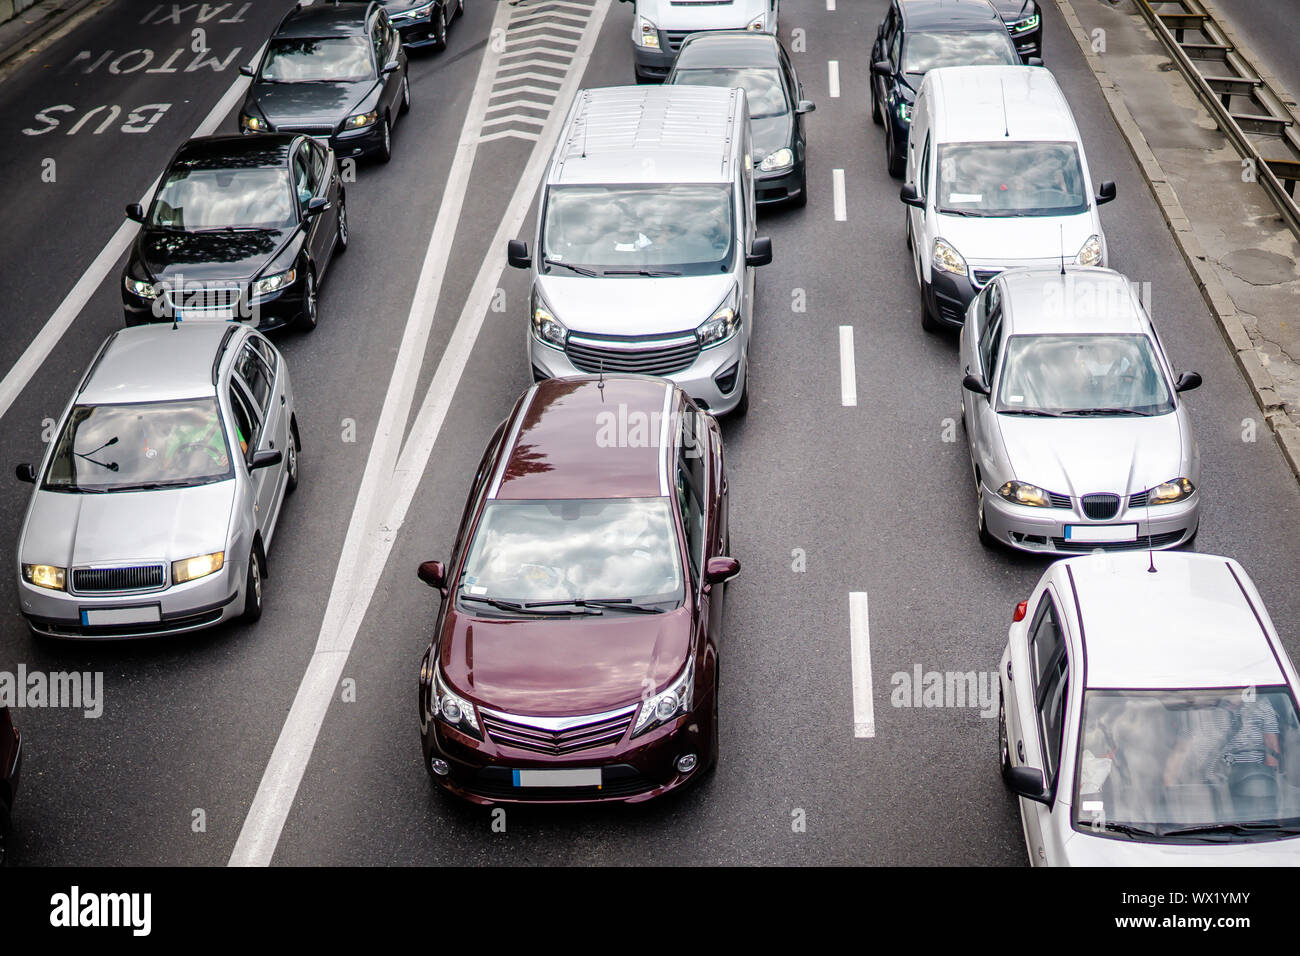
[1134,0,1300,239]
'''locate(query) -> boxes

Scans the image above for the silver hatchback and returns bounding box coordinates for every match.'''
[14,323,299,638]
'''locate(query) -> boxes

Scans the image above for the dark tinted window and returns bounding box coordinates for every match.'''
[233,344,274,414]
[902,30,1019,73]
[228,383,260,462]
[150,166,294,231]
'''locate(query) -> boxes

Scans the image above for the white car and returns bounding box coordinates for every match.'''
[623,0,778,83]
[998,551,1300,864]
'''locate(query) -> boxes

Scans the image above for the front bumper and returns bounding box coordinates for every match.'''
[392,7,440,46]
[981,487,1199,554]
[1007,23,1042,61]
[756,161,803,205]
[123,283,307,333]
[923,269,980,328]
[632,40,674,81]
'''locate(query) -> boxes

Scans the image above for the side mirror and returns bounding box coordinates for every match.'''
[125,203,145,223]
[899,184,924,209]
[417,560,447,591]
[250,449,282,471]
[15,463,36,484]
[1096,181,1117,205]
[704,556,740,587]
[1175,370,1202,393]
[796,100,816,114]
[240,64,255,77]
[305,196,329,216]
[382,60,400,75]
[506,238,531,270]
[871,60,893,77]
[1006,766,1052,805]
[746,237,773,267]
[962,373,990,396]
[1027,56,1044,67]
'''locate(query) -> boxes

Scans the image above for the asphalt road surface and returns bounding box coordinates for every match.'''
[1,0,1297,866]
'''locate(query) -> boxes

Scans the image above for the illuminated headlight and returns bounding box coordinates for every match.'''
[172,551,224,584]
[932,238,968,276]
[747,14,766,31]
[897,101,913,123]
[252,268,296,297]
[344,110,379,129]
[240,113,269,132]
[632,659,693,737]
[760,147,793,172]
[124,276,158,299]
[1010,13,1040,32]
[531,293,567,349]
[1146,477,1195,505]
[637,16,660,48]
[696,292,740,348]
[1075,235,1103,267]
[433,667,481,739]
[22,564,66,591]
[998,480,1053,508]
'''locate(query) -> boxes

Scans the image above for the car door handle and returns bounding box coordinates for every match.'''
[1017,740,1025,762]
[1006,660,1012,681]
[280,395,286,405]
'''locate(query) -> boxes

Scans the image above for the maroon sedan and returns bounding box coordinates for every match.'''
[0,706,19,864]
[417,376,738,804]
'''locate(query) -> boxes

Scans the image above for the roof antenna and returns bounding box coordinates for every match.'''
[581,116,589,159]
[1058,223,1066,276]
[1144,490,1157,572]
[597,355,605,396]
[1000,79,1010,138]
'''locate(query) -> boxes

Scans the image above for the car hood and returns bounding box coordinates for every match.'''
[440,608,692,716]
[641,0,767,29]
[21,482,235,568]
[537,273,736,337]
[136,228,295,284]
[996,414,1188,497]
[752,113,792,164]
[1059,826,1300,865]
[934,211,1097,264]
[251,80,374,129]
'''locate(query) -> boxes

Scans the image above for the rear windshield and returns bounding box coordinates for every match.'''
[902,30,1019,74]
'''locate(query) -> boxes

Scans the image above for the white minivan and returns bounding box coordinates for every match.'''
[900,65,1116,332]
[620,0,779,83]
[506,85,773,416]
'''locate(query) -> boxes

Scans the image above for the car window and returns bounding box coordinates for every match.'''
[1037,651,1069,782]
[978,287,1003,377]
[1029,595,1064,686]
[260,37,373,83]
[292,150,312,208]
[233,344,275,415]
[248,333,278,374]
[676,413,707,580]
[937,142,1088,217]
[371,19,385,65]
[997,333,1176,416]
[918,132,931,201]
[150,166,294,231]
[227,382,261,463]
[306,139,326,188]
[888,23,903,69]
[902,31,1020,74]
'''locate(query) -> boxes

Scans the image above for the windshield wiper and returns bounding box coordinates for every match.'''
[999,408,1061,417]
[522,598,667,614]
[190,225,270,234]
[1059,408,1154,417]
[458,594,598,616]
[541,257,599,277]
[1160,821,1300,839]
[1091,821,1159,839]
[602,268,683,278]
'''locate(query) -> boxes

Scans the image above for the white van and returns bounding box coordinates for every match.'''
[620,0,779,84]
[506,85,772,416]
[900,65,1116,332]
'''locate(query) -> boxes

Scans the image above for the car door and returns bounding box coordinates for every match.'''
[227,377,276,542]
[373,14,400,117]
[908,128,931,282]
[778,45,805,153]
[233,338,287,508]
[305,138,341,267]
[292,143,329,270]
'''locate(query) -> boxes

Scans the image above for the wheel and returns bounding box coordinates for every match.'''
[871,84,882,126]
[335,198,349,254]
[399,74,411,115]
[241,547,264,623]
[285,419,300,494]
[455,0,464,19]
[433,1,449,50]
[920,282,943,334]
[977,493,999,549]
[789,165,808,209]
[728,367,749,417]
[295,268,318,332]
[886,123,904,178]
[998,689,1012,781]
[376,112,392,163]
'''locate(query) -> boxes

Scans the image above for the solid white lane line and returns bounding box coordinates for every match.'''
[849,592,875,738]
[229,0,614,868]
[839,325,857,407]
[828,60,840,98]
[832,168,846,221]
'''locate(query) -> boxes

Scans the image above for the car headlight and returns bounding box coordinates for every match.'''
[637,16,659,48]
[1010,13,1040,32]
[932,238,968,276]
[998,480,1053,508]
[531,293,567,349]
[22,564,66,591]
[252,268,296,297]
[124,276,158,299]
[1075,235,1103,267]
[433,667,481,739]
[344,110,378,129]
[747,14,766,31]
[1146,477,1195,505]
[897,101,913,123]
[696,291,740,348]
[632,658,694,737]
[240,113,269,132]
[410,0,436,15]
[760,147,794,171]
[172,551,224,584]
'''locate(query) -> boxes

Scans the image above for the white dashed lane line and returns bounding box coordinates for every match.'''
[850,592,875,738]
[828,59,840,98]
[839,325,857,407]
[832,167,846,221]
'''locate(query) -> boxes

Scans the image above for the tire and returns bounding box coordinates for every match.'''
[998,689,1013,782]
[241,547,264,623]
[920,282,943,334]
[335,198,349,254]
[285,419,300,494]
[790,165,808,209]
[295,268,318,332]
[977,493,1000,549]
[399,74,411,115]
[871,85,883,126]
[376,113,393,163]
[886,123,905,178]
[433,2,449,50]
[728,367,749,417]
[456,0,465,18]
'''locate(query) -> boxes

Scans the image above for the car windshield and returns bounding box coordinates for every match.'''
[541,184,733,276]
[902,30,1019,74]
[997,334,1174,416]
[671,67,788,119]
[260,37,373,83]
[1075,687,1300,839]
[937,142,1088,216]
[43,399,234,493]
[150,166,294,230]
[458,497,684,607]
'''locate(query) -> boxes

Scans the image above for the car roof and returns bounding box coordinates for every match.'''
[551,86,743,186]
[898,0,1006,30]
[490,377,676,501]
[999,268,1150,336]
[1061,552,1286,690]
[173,134,297,169]
[276,1,374,38]
[674,31,782,69]
[79,323,237,404]
[925,65,1077,143]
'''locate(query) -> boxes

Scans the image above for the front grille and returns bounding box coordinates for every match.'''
[566,334,700,376]
[973,268,1002,287]
[1052,531,1183,553]
[277,124,333,137]
[1081,493,1121,520]
[73,565,165,593]
[163,285,242,312]
[664,29,720,52]
[481,706,635,755]
[1048,492,1072,509]
[464,764,656,801]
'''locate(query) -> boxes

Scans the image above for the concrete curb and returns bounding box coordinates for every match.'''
[1052,0,1300,483]
[0,0,103,71]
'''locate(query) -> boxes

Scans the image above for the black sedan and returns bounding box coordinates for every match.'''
[991,0,1042,61]
[0,706,19,866]
[380,0,465,50]
[871,0,1026,177]
[238,1,410,163]
[666,31,814,208]
[122,134,347,332]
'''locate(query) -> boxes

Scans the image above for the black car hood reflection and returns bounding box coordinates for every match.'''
[251,80,375,129]
[137,228,295,283]
[751,113,793,165]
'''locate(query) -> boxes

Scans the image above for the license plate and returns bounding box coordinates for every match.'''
[81,605,161,626]
[175,309,236,323]
[512,768,602,788]
[1065,524,1138,543]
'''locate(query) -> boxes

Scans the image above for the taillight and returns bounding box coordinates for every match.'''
[1012,600,1028,622]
